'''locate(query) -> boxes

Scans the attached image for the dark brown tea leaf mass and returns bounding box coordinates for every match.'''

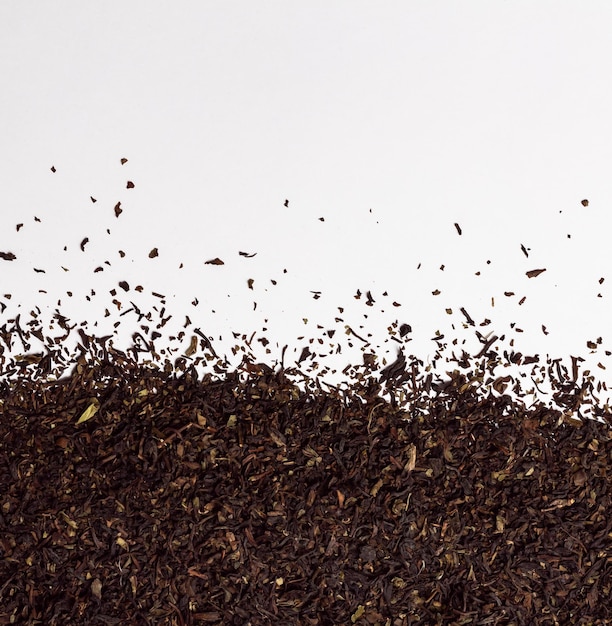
[1,328,611,625]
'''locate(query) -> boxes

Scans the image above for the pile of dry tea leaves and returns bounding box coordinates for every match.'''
[2,163,612,624]
[1,328,611,626]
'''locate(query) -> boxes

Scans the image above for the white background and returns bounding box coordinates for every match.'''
[1,2,612,392]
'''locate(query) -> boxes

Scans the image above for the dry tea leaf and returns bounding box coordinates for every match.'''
[239,251,257,258]
[120,158,128,164]
[126,180,135,189]
[149,248,159,258]
[76,398,100,424]
[91,578,102,601]
[526,268,546,278]
[460,307,475,325]
[0,251,16,261]
[80,237,89,252]
[399,323,412,337]
[114,202,122,217]
[370,478,383,496]
[351,605,365,623]
[404,444,417,472]
[185,335,198,356]
[50,165,56,172]
[581,198,589,206]
[205,258,224,265]
[454,222,462,235]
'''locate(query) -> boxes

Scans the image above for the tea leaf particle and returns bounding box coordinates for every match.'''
[76,398,100,424]
[526,268,546,278]
[91,578,102,601]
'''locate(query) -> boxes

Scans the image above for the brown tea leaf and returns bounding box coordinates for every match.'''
[526,268,546,278]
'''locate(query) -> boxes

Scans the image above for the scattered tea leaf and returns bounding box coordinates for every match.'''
[526,268,546,278]
[399,323,412,337]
